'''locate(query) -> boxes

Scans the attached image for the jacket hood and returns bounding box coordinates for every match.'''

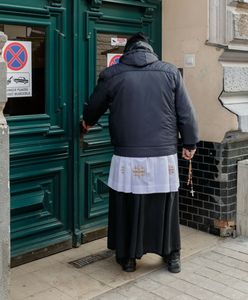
[120,41,158,67]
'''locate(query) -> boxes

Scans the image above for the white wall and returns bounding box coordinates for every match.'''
[162,0,238,143]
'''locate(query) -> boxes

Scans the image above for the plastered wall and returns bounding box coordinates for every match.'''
[162,0,238,143]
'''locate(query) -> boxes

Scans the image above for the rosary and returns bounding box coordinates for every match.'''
[187,159,195,197]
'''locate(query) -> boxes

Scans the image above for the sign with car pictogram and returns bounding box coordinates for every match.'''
[3,41,32,98]
[107,53,122,67]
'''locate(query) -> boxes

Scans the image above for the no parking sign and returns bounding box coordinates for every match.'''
[107,53,122,67]
[3,41,32,98]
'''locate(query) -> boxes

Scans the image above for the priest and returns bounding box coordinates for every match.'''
[83,33,198,273]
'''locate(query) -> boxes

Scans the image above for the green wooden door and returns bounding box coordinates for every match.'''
[2,0,161,263]
[1,0,73,264]
[75,0,162,240]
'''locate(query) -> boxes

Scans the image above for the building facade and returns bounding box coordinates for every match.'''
[164,0,248,236]
[2,0,248,266]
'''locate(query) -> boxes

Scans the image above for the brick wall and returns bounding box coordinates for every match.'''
[178,132,248,236]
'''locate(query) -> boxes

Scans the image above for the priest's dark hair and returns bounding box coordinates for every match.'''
[124,32,149,53]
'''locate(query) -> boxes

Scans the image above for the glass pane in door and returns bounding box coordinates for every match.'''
[96,33,130,80]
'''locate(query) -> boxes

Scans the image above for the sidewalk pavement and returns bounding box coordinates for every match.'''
[10,226,248,300]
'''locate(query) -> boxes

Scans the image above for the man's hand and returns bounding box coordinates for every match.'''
[182,148,196,160]
[82,121,91,134]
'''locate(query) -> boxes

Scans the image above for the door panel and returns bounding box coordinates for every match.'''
[11,158,70,257]
[0,0,72,260]
[80,152,113,232]
[78,0,162,234]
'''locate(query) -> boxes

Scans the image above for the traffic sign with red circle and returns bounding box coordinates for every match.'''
[109,54,122,67]
[3,42,28,71]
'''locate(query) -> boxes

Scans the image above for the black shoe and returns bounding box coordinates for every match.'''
[165,251,181,273]
[122,258,136,272]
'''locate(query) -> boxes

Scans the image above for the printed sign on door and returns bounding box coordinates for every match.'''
[111,37,127,47]
[3,41,32,98]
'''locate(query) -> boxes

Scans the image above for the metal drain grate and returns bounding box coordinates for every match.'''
[68,249,114,268]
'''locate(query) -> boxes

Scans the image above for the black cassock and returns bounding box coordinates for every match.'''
[107,189,181,259]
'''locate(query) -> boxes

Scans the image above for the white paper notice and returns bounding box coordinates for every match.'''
[111,37,127,47]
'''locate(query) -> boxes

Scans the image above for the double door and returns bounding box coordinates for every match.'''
[1,0,161,265]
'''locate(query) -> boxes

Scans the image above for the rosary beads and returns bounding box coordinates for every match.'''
[187,159,195,197]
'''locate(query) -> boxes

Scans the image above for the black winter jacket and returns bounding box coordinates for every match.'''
[83,41,199,157]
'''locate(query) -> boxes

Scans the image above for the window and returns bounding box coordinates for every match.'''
[96,33,130,79]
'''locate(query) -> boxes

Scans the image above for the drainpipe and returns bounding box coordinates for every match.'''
[0,31,10,300]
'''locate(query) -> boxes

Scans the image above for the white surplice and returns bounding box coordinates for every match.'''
[108,154,180,194]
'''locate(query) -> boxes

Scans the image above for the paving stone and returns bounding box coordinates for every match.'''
[220,287,247,300]
[222,241,248,255]
[116,284,147,297]
[224,266,248,280]
[92,291,127,300]
[146,269,177,285]
[176,260,202,273]
[199,250,223,261]
[238,296,248,300]
[139,293,165,300]
[168,279,226,300]
[171,295,198,300]
[187,256,231,272]
[10,273,53,300]
[134,277,162,291]
[217,255,248,272]
[211,295,230,300]
[152,285,183,299]
[214,247,248,262]
[24,287,74,300]
[231,280,248,294]
[194,266,240,285]
[50,272,111,299]
[172,273,246,299]
[97,284,164,300]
